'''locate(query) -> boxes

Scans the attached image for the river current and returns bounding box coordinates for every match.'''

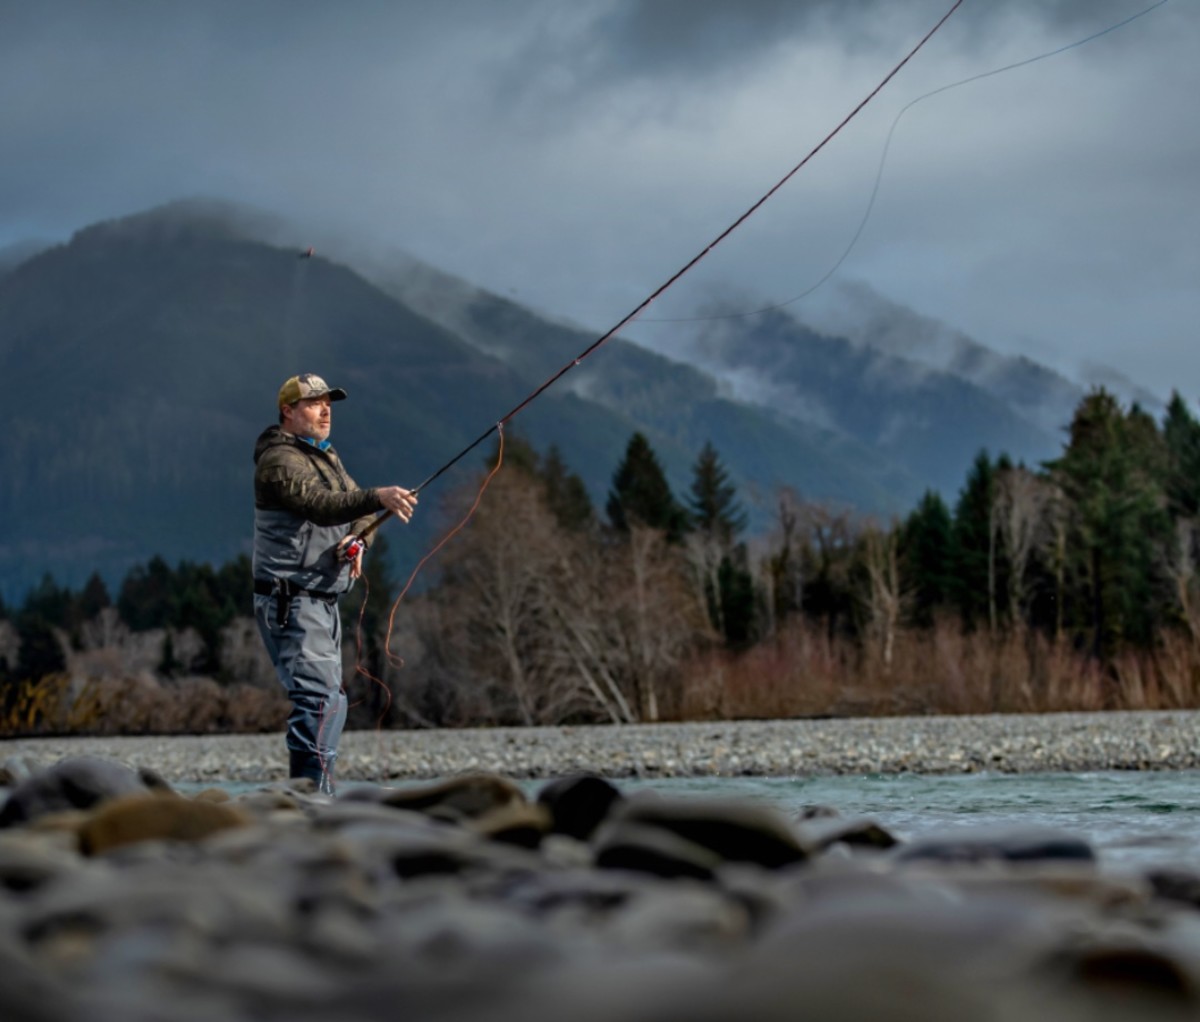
[198,769,1200,872]
[618,770,1200,871]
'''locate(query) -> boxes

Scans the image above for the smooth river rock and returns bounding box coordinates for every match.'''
[0,754,1199,1022]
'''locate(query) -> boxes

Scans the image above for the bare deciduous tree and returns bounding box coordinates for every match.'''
[433,472,575,725]
[1163,516,1200,643]
[992,465,1056,627]
[859,524,903,673]
[419,469,708,727]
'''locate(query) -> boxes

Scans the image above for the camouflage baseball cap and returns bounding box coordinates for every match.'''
[277,373,348,407]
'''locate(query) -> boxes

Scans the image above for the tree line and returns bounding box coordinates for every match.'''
[5,387,1200,734]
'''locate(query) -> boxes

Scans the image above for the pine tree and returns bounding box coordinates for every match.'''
[216,555,254,619]
[901,490,953,628]
[21,573,73,630]
[950,450,999,630]
[1048,389,1170,657]
[488,432,539,475]
[606,433,687,542]
[540,445,594,532]
[118,556,175,631]
[686,442,755,645]
[172,562,226,674]
[687,441,747,542]
[15,614,65,681]
[77,572,111,620]
[1163,392,1200,519]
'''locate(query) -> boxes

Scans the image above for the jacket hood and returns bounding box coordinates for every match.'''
[254,425,295,464]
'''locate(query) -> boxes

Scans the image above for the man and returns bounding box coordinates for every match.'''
[252,373,417,794]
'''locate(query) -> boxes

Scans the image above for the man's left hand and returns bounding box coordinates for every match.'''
[337,535,365,579]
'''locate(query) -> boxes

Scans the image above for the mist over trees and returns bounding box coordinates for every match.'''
[6,387,1200,736]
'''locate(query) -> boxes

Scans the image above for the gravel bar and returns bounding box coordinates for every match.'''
[4,710,1200,784]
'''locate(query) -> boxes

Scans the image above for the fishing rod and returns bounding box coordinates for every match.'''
[345,0,966,558]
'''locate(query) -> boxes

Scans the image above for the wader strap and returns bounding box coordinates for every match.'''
[253,578,338,628]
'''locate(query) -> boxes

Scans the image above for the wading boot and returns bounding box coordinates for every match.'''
[289,748,337,796]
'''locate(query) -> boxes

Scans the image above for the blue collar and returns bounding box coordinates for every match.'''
[298,435,332,452]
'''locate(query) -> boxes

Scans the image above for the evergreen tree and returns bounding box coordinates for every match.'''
[715,546,758,648]
[1048,389,1170,658]
[172,561,226,674]
[950,451,999,630]
[540,445,594,532]
[796,506,857,638]
[686,442,755,645]
[901,490,953,628]
[1163,392,1200,519]
[216,555,254,619]
[118,556,175,631]
[77,572,111,620]
[488,432,540,475]
[487,435,594,532]
[21,574,73,630]
[606,433,687,542]
[687,441,747,542]
[15,615,65,681]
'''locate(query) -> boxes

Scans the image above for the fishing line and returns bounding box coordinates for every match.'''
[345,0,967,735]
[350,0,966,554]
[382,421,507,671]
[644,0,1171,325]
[348,424,507,732]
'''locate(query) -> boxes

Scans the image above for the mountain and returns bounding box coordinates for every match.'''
[355,251,922,513]
[352,249,1085,503]
[0,202,917,600]
[0,239,51,278]
[667,308,1069,496]
[4,199,1138,601]
[0,206,639,598]
[793,281,1092,436]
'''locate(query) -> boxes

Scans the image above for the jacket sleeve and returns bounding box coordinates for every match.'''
[343,467,384,548]
[350,512,381,548]
[257,448,384,527]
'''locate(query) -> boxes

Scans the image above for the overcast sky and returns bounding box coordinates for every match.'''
[2,0,1195,399]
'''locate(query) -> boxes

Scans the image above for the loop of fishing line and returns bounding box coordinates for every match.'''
[644,0,1171,325]
[344,1,973,737]
[350,425,507,731]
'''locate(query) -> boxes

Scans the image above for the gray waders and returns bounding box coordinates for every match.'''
[254,581,348,795]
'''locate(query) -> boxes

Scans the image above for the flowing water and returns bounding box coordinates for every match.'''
[199,769,1200,872]
[618,771,1200,871]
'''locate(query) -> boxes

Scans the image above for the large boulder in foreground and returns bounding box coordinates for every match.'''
[0,756,161,827]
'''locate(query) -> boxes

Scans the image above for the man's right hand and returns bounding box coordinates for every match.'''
[377,486,418,522]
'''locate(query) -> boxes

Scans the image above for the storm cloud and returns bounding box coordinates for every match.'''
[1,0,1195,398]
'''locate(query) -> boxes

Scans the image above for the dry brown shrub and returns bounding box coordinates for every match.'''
[0,674,74,735]
[680,619,858,720]
[219,682,289,732]
[46,672,287,736]
[156,677,225,732]
[1147,630,1200,708]
[676,613,1200,721]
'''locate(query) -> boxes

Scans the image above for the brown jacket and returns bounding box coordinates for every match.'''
[252,426,382,593]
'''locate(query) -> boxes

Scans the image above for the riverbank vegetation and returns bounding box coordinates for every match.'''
[5,388,1200,735]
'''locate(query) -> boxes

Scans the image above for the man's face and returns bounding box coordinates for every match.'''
[282,395,332,443]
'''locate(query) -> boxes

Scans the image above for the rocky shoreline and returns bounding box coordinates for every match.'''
[4,710,1200,784]
[4,747,1200,1021]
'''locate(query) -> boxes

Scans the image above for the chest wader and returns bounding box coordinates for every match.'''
[253,579,347,796]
